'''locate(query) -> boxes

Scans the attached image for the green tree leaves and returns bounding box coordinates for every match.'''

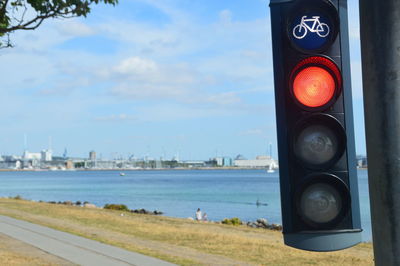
[0,0,118,47]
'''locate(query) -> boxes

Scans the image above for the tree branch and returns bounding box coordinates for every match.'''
[0,0,118,47]
[0,0,9,16]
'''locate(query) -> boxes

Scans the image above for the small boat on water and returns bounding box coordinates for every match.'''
[119,172,125,176]
[267,164,275,173]
[267,143,276,173]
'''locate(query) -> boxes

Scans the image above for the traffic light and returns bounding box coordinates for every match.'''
[269,0,362,251]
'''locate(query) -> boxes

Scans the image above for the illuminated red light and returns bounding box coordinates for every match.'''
[293,66,335,107]
[291,57,341,109]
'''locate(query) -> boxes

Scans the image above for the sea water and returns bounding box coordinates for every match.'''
[0,169,372,241]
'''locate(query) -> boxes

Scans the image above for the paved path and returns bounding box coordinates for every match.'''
[0,215,176,266]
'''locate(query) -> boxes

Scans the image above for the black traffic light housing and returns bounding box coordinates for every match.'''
[269,0,362,251]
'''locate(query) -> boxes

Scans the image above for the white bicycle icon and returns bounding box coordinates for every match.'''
[293,16,330,39]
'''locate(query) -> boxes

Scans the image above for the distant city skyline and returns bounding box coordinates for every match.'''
[0,0,366,160]
[6,137,280,161]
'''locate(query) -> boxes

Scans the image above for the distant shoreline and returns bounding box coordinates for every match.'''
[0,167,369,172]
[0,167,276,172]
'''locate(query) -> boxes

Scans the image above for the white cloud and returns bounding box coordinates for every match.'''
[95,113,138,122]
[138,0,190,24]
[3,0,272,126]
[111,83,188,99]
[351,60,363,99]
[103,56,196,100]
[239,129,264,136]
[348,1,360,41]
[349,25,360,40]
[10,19,83,51]
[219,10,233,24]
[205,92,242,105]
[103,57,253,110]
[134,103,239,122]
[56,21,95,37]
[113,56,158,75]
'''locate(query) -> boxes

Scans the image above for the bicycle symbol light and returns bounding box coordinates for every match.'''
[293,16,330,39]
[288,10,337,52]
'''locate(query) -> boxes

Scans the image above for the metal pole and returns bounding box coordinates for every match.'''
[359,1,400,265]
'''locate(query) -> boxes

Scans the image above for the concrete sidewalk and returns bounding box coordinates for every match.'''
[0,215,176,266]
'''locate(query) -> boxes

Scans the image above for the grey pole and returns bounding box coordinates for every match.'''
[359,1,400,265]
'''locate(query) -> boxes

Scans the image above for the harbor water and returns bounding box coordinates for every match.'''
[0,169,372,241]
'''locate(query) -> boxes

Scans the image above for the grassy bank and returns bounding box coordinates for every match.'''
[0,233,74,266]
[0,198,373,265]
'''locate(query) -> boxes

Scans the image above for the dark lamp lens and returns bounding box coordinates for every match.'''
[293,66,335,107]
[300,183,342,224]
[294,124,338,166]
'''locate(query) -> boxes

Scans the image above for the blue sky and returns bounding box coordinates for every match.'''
[0,0,365,160]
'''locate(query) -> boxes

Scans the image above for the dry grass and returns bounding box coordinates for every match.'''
[0,198,373,265]
[0,233,75,266]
